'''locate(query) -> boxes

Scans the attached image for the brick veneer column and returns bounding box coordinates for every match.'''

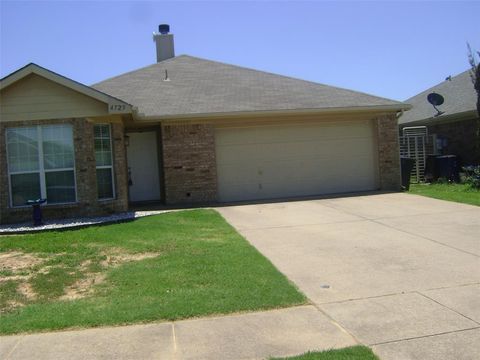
[161,122,217,204]
[74,119,97,211]
[376,114,402,190]
[110,122,129,211]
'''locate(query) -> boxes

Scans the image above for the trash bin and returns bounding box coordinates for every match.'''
[424,155,438,183]
[400,157,415,191]
[435,155,460,182]
[26,199,47,226]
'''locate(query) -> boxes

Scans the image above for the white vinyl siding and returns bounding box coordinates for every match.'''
[6,124,76,207]
[94,124,115,200]
[215,120,378,202]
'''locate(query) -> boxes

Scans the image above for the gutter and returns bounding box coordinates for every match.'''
[132,103,412,123]
[398,110,478,128]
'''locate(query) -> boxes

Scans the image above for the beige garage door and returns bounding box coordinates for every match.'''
[215,120,378,202]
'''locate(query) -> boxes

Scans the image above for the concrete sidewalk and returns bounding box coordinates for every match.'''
[0,305,356,360]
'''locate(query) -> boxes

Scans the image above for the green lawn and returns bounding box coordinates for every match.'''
[0,209,306,335]
[270,346,379,360]
[408,183,480,206]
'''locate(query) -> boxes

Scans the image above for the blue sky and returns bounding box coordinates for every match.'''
[1,1,479,101]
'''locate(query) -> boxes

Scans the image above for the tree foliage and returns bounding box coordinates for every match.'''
[467,43,480,116]
[467,43,480,163]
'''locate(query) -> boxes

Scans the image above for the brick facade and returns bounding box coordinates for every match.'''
[428,117,480,165]
[1,115,403,223]
[376,114,402,190]
[0,118,128,224]
[161,122,217,204]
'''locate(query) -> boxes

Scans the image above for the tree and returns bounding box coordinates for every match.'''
[467,43,480,163]
[467,43,480,116]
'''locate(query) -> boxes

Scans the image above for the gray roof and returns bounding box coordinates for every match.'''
[399,70,477,125]
[93,55,406,118]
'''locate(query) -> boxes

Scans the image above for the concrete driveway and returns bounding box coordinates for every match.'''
[218,192,480,360]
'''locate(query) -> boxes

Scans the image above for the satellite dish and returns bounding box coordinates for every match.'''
[427,92,445,117]
[427,93,444,106]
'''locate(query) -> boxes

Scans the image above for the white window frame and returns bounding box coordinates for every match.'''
[6,125,77,208]
[94,124,116,200]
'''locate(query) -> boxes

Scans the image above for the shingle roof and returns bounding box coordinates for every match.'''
[399,70,477,125]
[92,55,406,118]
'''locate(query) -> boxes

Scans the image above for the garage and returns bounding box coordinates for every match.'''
[215,119,378,202]
[92,54,405,206]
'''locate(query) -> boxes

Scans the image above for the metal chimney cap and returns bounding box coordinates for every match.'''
[159,24,170,34]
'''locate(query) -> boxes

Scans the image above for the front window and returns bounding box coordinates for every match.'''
[94,124,115,199]
[6,125,76,207]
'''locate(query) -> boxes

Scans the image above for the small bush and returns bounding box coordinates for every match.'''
[435,177,451,184]
[462,166,480,189]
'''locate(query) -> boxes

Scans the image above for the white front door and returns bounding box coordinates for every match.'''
[126,131,161,202]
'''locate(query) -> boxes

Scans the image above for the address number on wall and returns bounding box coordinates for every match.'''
[109,104,127,113]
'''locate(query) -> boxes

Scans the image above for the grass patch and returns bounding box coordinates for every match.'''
[270,346,379,360]
[408,183,480,206]
[0,209,306,335]
[0,280,25,310]
[30,266,81,299]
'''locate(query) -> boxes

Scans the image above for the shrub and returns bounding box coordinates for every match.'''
[462,166,480,189]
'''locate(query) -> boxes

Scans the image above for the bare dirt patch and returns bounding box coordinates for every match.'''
[0,275,30,283]
[0,252,51,286]
[100,251,160,267]
[1,250,162,306]
[60,251,161,301]
[60,273,107,301]
[3,300,23,313]
[17,282,36,300]
[0,251,44,272]
[0,252,59,284]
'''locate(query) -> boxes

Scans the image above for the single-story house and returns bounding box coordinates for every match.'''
[0,26,410,224]
[398,70,479,165]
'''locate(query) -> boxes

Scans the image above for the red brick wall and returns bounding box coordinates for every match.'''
[161,122,217,204]
[376,114,402,191]
[428,118,479,165]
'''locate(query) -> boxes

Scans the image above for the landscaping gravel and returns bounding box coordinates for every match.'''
[0,210,171,234]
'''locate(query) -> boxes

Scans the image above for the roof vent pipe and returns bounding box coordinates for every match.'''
[153,24,175,62]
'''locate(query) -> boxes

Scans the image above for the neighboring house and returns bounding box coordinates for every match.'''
[0,26,410,224]
[399,70,480,165]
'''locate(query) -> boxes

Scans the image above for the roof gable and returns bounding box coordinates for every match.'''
[93,55,408,119]
[2,73,116,122]
[1,63,132,115]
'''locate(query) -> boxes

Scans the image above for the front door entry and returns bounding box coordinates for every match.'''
[126,131,161,202]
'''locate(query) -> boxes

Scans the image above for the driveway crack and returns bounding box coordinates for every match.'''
[415,291,480,326]
[370,326,480,346]
[171,322,179,360]
[311,303,362,345]
[238,219,365,232]
[4,335,24,360]
[319,201,479,258]
[370,218,479,258]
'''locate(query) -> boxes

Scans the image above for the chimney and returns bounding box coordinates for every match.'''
[153,24,175,62]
